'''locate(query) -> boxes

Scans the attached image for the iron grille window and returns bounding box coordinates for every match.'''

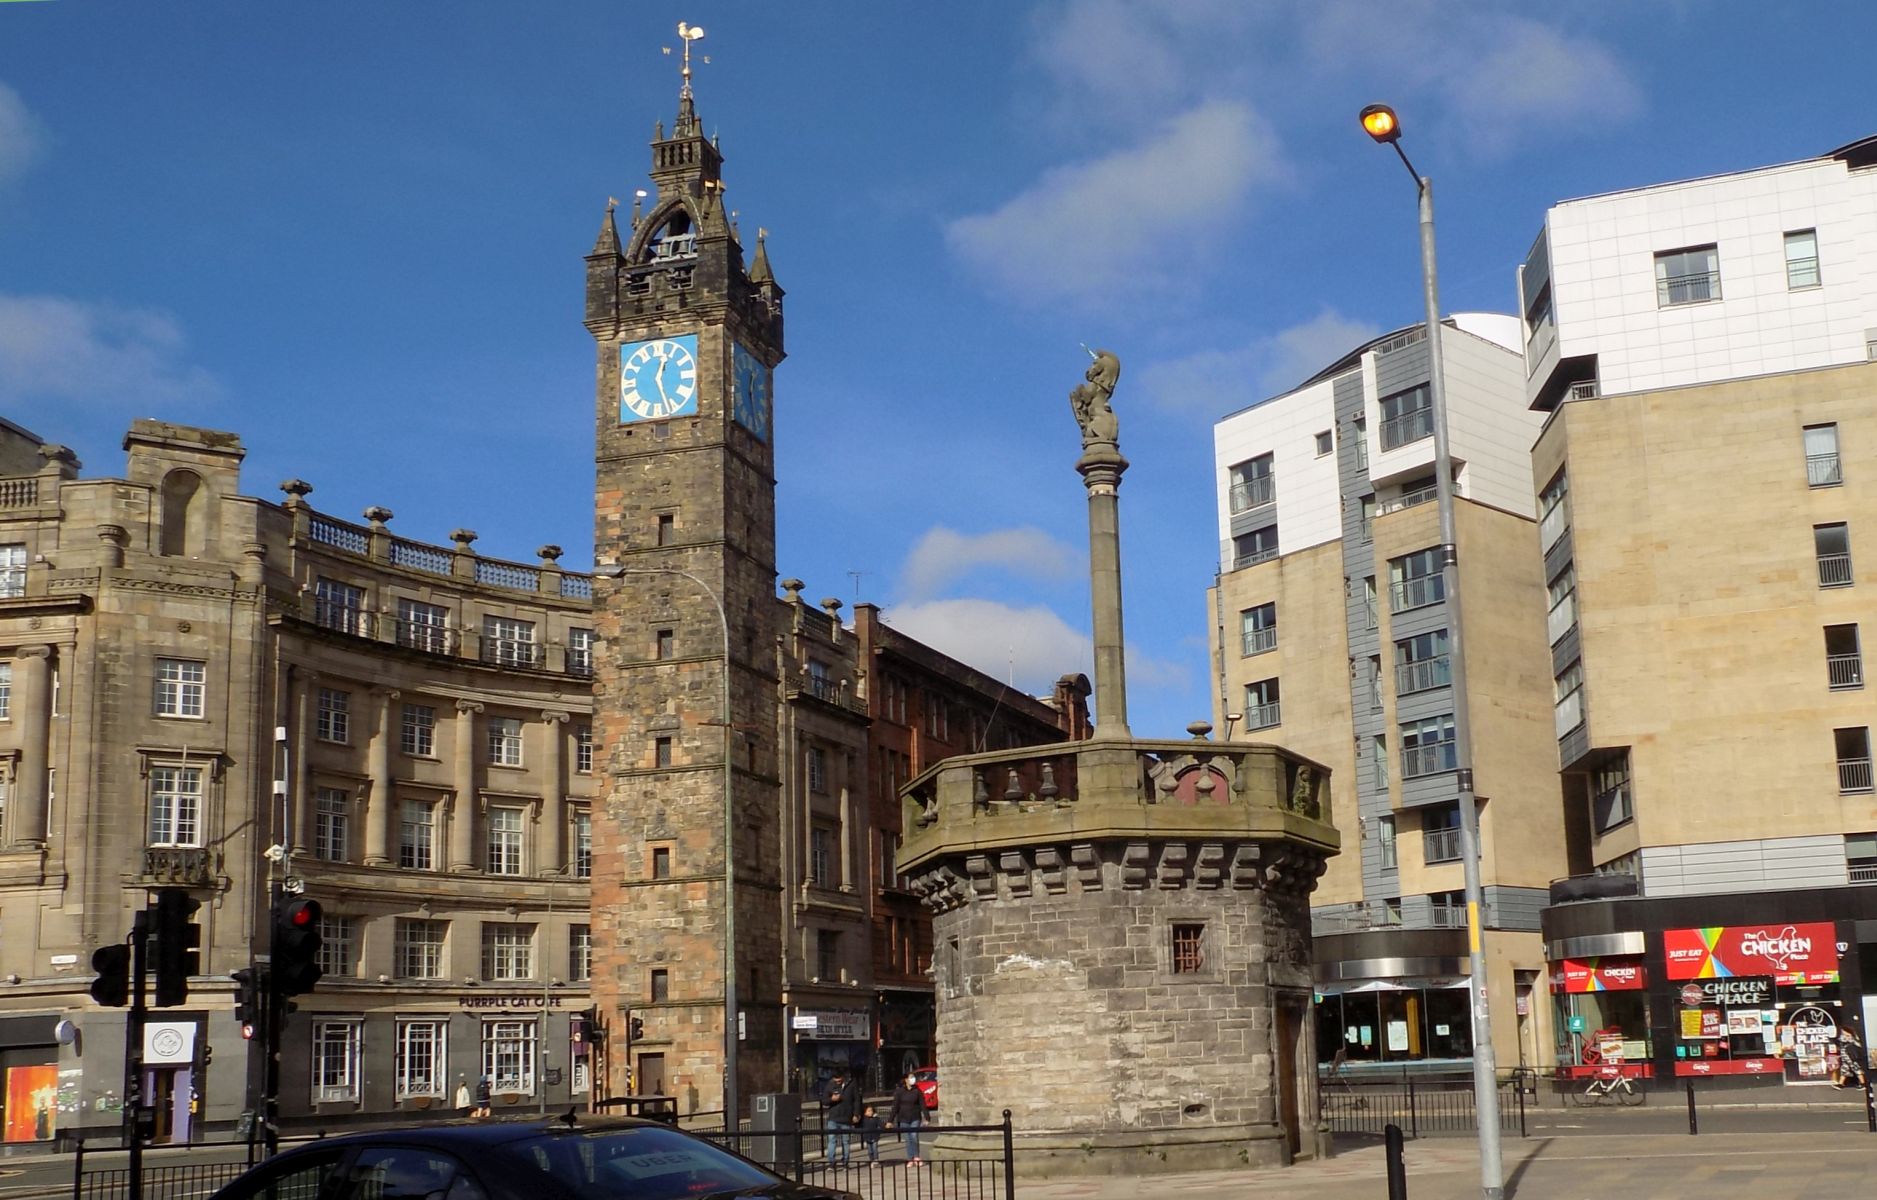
[314,787,349,861]
[1228,454,1275,513]
[1837,727,1873,795]
[1243,678,1281,731]
[1389,548,1446,613]
[1816,523,1854,588]
[1395,629,1451,695]
[316,687,351,744]
[1401,715,1457,778]
[1423,805,1462,864]
[395,918,446,979]
[1240,603,1277,656]
[1826,624,1863,691]
[1170,924,1205,974]
[401,703,436,756]
[1805,424,1842,488]
[1232,524,1279,569]
[154,658,206,718]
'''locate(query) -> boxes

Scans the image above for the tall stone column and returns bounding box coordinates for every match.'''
[1071,350,1130,738]
[11,646,54,846]
[364,689,399,866]
[451,699,484,872]
[539,710,569,875]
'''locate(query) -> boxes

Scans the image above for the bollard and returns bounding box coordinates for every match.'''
[1314,1119,1335,1160]
[1384,1122,1408,1200]
[1684,1078,1697,1135]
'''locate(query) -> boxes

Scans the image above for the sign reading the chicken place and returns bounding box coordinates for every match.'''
[1663,924,1840,985]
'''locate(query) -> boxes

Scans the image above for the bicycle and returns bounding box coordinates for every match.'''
[1578,1065,1644,1106]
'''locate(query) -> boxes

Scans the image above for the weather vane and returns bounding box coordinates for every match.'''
[662,21,710,98]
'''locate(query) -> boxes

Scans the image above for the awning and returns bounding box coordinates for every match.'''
[1315,976,1470,997]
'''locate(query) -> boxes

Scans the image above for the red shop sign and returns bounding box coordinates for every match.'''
[1555,957,1646,993]
[1663,923,1840,984]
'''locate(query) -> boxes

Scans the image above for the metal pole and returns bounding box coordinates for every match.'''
[540,872,555,1116]
[1415,175,1502,1199]
[1685,1078,1697,1135]
[1384,1122,1408,1200]
[126,910,147,1200]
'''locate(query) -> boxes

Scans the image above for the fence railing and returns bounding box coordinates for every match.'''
[1381,408,1434,451]
[1244,701,1281,731]
[1321,1076,1527,1140]
[1808,452,1842,487]
[694,1114,1016,1200]
[1423,827,1462,864]
[1230,475,1275,513]
[1839,756,1873,794]
[1402,742,1456,779]
[1828,652,1863,690]
[1819,552,1854,587]
[1657,270,1721,307]
[1381,483,1438,514]
[1396,656,1450,695]
[1391,575,1444,613]
[1241,626,1277,656]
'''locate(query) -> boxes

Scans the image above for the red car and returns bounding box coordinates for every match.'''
[913,1067,939,1110]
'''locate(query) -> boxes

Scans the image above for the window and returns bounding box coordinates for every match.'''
[401,703,436,756]
[314,787,349,861]
[1243,678,1280,731]
[572,808,592,879]
[651,846,671,878]
[569,925,592,981]
[1315,430,1334,456]
[1363,576,1377,630]
[1816,524,1853,587]
[655,628,674,659]
[880,831,898,889]
[0,544,24,597]
[1784,229,1820,290]
[650,967,669,1003]
[154,658,206,718]
[1429,890,1467,928]
[318,916,357,977]
[316,687,351,744]
[1423,804,1462,864]
[1539,470,1570,550]
[481,1019,537,1095]
[656,513,676,545]
[1826,624,1863,691]
[1228,453,1275,513]
[567,627,594,676]
[482,615,538,667]
[810,825,834,886]
[0,661,10,720]
[1848,834,1877,885]
[481,923,535,981]
[1380,383,1434,450]
[1655,243,1720,306]
[807,745,828,793]
[148,766,203,846]
[1555,660,1585,736]
[1353,417,1368,471]
[1240,603,1277,656]
[1592,754,1633,833]
[815,929,839,981]
[314,578,368,636]
[653,736,672,768]
[1368,656,1383,710]
[1170,924,1205,974]
[1389,548,1446,613]
[399,799,436,871]
[397,598,450,654]
[1836,728,1873,794]
[1232,524,1279,569]
[488,716,524,766]
[1395,631,1448,696]
[395,1020,447,1099]
[1371,734,1389,793]
[1377,815,1397,870]
[487,807,525,875]
[575,724,594,773]
[1805,423,1842,488]
[1401,714,1457,778]
[396,918,446,979]
[311,1021,362,1102]
[1547,565,1577,645]
[1359,494,1375,542]
[806,659,836,702]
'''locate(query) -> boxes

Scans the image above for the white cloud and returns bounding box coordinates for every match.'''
[900,525,1081,602]
[884,597,1190,701]
[0,82,44,185]
[1139,308,1383,416]
[0,294,220,411]
[943,101,1282,305]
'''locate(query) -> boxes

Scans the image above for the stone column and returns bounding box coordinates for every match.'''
[539,710,568,875]
[294,672,317,854]
[10,646,53,846]
[365,689,399,866]
[451,699,484,872]
[1078,447,1131,738]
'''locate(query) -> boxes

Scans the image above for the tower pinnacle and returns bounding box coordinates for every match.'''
[663,21,710,134]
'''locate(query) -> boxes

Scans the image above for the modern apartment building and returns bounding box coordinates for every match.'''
[1525,135,1877,1085]
[1210,315,1567,1071]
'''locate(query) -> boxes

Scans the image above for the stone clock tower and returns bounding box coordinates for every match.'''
[586,57,785,1116]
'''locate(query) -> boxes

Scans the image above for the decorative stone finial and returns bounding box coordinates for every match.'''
[1187,721,1213,740]
[363,506,394,528]
[449,529,478,548]
[279,479,314,503]
[537,544,564,563]
[780,578,804,602]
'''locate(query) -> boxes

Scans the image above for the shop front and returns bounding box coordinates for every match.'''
[1315,979,1473,1066]
[790,1008,871,1095]
[1550,956,1651,1078]
[1663,922,1845,1082]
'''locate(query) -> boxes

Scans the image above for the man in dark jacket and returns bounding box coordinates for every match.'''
[820,1068,860,1164]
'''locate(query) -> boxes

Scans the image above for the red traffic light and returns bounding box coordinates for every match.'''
[285,898,322,927]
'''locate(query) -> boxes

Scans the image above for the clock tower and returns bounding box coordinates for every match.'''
[586,50,785,1115]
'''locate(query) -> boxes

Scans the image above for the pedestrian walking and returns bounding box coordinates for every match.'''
[890,1071,926,1163]
[473,1075,492,1118]
[454,1078,472,1118]
[858,1104,885,1164]
[819,1067,860,1164]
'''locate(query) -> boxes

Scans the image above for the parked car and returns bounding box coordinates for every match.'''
[913,1067,939,1110]
[206,1116,856,1200]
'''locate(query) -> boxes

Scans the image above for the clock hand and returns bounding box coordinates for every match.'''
[655,358,669,406]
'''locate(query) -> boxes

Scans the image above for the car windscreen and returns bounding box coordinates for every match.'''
[511,1127,779,1200]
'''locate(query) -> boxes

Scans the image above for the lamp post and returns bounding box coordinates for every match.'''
[604,564,737,1125]
[1360,102,1503,1200]
[540,868,560,1117]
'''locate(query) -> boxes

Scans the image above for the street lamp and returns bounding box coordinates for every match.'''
[1359,102,1504,1200]
[603,564,738,1125]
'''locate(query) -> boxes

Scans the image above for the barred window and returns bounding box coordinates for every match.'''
[396,918,446,979]
[149,766,203,847]
[395,1020,447,1099]
[155,659,206,718]
[482,923,535,981]
[401,703,436,757]
[1171,924,1205,974]
[314,787,349,861]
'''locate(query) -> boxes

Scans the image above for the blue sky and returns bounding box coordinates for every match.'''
[2,1,1872,736]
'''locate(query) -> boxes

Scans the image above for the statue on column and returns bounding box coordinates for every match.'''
[1069,349,1121,449]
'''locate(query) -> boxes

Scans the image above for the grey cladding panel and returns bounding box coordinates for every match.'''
[1551,625,1581,679]
[1543,530,1574,584]
[1559,722,1592,770]
[1374,342,1430,398]
[1398,771,1457,810]
[1484,886,1547,932]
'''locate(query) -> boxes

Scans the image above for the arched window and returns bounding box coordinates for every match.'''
[159,470,205,557]
[645,210,696,263]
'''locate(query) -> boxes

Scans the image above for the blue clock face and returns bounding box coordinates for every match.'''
[731,342,771,442]
[619,334,699,422]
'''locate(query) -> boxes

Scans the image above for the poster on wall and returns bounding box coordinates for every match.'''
[1555,958,1645,992]
[3,1065,58,1143]
[1663,924,1840,984]
[1386,1021,1409,1052]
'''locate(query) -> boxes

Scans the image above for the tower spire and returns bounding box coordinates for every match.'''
[663,21,710,136]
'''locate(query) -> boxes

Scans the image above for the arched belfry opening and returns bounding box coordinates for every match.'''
[643,208,696,263]
[159,468,205,557]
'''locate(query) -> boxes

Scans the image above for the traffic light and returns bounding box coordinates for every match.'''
[151,888,202,1007]
[89,943,130,1007]
[629,1015,644,1041]
[273,897,324,996]
[232,967,265,1039]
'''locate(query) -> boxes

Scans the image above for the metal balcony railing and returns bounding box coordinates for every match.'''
[1396,656,1451,696]
[1381,408,1435,451]
[1241,626,1276,656]
[1657,270,1721,306]
[1424,827,1462,864]
[1827,652,1863,691]
[1235,547,1278,570]
[1807,453,1842,487]
[396,619,453,654]
[1391,575,1444,613]
[314,599,372,637]
[481,637,541,668]
[1402,742,1456,779]
[1429,903,1467,928]
[1381,484,1438,514]
[1838,757,1873,794]
[1244,701,1281,731]
[565,651,594,678]
[1229,475,1275,513]
[1787,256,1820,289]
[1818,553,1854,587]
[143,846,212,885]
[1566,380,1600,401]
[1848,862,1877,884]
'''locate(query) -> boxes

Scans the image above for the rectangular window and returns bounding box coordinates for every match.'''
[1429,890,1467,928]
[154,658,206,718]
[396,598,450,654]
[149,766,203,847]
[1539,470,1570,550]
[1401,714,1457,778]
[1240,603,1277,656]
[880,831,897,889]
[650,967,669,1003]
[575,724,594,773]
[653,736,672,768]
[1315,430,1334,456]
[651,847,671,878]
[0,661,10,720]
[1784,228,1820,290]
[481,923,536,981]
[395,1020,447,1099]
[1395,629,1451,695]
[1837,727,1873,795]
[316,687,351,744]
[0,544,25,598]
[1353,417,1368,471]
[481,1019,537,1095]
[1389,548,1446,613]
[1817,523,1854,588]
[1243,678,1280,731]
[1547,565,1578,645]
[815,929,839,982]
[1170,924,1205,974]
[656,513,676,545]
[401,703,436,756]
[1826,624,1864,691]
[1368,656,1383,711]
[1228,453,1275,513]
[810,825,834,887]
[572,808,592,879]
[1847,833,1877,885]
[1555,659,1585,737]
[1423,804,1462,864]
[314,578,368,636]
[482,615,538,667]
[395,918,446,979]
[567,627,594,677]
[1380,383,1434,450]
[1377,815,1397,870]
[1232,524,1279,569]
[487,807,525,875]
[655,628,674,659]
[1805,423,1843,488]
[311,1021,362,1102]
[1359,493,1375,542]
[1363,576,1378,630]
[1592,754,1633,833]
[807,745,828,793]
[569,925,592,982]
[1372,734,1389,793]
[1655,243,1721,306]
[314,786,349,862]
[399,799,436,871]
[317,916,357,978]
[488,716,524,766]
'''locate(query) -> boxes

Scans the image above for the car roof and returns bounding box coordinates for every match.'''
[277,1116,673,1154]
